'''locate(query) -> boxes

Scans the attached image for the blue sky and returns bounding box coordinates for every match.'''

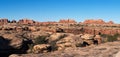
[0,0,120,23]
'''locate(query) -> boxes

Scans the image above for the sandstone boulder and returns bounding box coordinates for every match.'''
[94,35,102,44]
[27,31,51,39]
[32,44,51,53]
[47,33,66,43]
[2,34,23,49]
[80,34,95,46]
[115,51,120,57]
[9,54,20,57]
[56,34,83,50]
[81,34,94,40]
[15,27,23,31]
[28,26,37,31]
[56,36,75,50]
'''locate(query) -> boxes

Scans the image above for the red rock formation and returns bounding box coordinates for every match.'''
[11,20,17,23]
[18,19,35,24]
[83,19,106,24]
[59,19,77,23]
[107,21,114,24]
[0,18,118,35]
[62,27,120,35]
[82,28,120,35]
[0,19,9,25]
[83,19,115,24]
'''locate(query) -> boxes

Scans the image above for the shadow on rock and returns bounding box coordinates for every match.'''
[0,36,33,57]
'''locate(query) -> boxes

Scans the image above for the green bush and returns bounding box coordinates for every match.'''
[27,36,48,53]
[107,35,117,42]
[76,43,84,47]
[101,33,120,42]
[34,36,47,45]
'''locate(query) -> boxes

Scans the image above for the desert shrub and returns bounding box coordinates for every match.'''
[101,33,120,42]
[27,44,34,53]
[76,43,84,47]
[27,36,48,53]
[101,34,108,38]
[114,33,120,38]
[59,34,67,39]
[107,35,116,42]
[27,36,50,53]
[34,36,48,45]
[80,27,84,33]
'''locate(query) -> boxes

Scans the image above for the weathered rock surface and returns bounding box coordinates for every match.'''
[0,31,33,57]
[47,33,66,43]
[2,33,23,49]
[9,41,120,57]
[81,34,94,40]
[32,44,51,53]
[57,36,83,50]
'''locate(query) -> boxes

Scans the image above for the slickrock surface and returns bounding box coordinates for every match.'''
[9,41,120,57]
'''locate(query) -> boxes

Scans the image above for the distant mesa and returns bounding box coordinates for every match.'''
[107,21,114,24]
[18,19,35,24]
[83,19,114,24]
[0,18,115,25]
[0,18,9,23]
[59,19,77,23]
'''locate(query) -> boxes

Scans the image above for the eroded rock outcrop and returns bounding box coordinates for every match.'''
[59,19,77,23]
[1,33,23,49]
[107,21,114,24]
[0,19,9,25]
[9,41,120,57]
[0,31,33,57]
[83,19,114,24]
[18,19,35,24]
[83,19,105,24]
[32,44,51,53]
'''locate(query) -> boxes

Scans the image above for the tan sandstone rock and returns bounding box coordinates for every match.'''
[32,44,51,53]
